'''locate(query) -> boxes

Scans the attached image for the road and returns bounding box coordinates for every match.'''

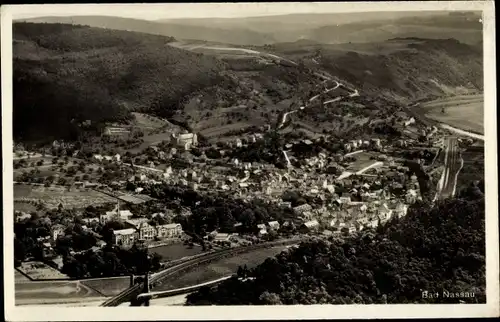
[167,42,358,132]
[434,136,463,200]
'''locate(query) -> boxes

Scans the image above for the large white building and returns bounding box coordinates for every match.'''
[173,132,198,150]
[156,223,183,239]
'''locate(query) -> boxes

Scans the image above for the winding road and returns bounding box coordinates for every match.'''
[277,80,357,129]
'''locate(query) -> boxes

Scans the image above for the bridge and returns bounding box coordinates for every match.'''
[100,238,301,307]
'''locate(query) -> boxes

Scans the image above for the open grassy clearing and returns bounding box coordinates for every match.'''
[345,151,379,172]
[150,243,205,262]
[199,122,255,138]
[456,149,484,192]
[14,158,103,183]
[14,184,117,209]
[14,201,38,213]
[132,112,170,129]
[420,94,483,134]
[421,95,483,108]
[154,246,286,291]
[124,131,173,154]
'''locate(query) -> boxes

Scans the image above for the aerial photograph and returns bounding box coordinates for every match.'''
[8,3,487,309]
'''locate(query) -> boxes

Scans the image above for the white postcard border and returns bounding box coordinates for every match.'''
[2,1,498,320]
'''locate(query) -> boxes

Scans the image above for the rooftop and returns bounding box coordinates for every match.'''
[113,228,136,235]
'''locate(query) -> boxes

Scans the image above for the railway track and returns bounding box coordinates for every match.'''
[100,238,300,307]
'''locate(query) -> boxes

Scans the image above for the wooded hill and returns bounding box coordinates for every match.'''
[13,22,226,143]
[13,22,483,146]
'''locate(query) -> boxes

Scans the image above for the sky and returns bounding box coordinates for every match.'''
[8,2,486,21]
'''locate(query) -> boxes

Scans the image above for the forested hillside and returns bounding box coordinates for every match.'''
[13,23,226,142]
[186,182,485,305]
[13,23,483,145]
[270,38,483,103]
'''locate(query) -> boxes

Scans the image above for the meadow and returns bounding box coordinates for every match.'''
[150,243,205,262]
[419,94,484,134]
[345,151,380,173]
[15,280,103,301]
[81,277,130,297]
[17,261,68,280]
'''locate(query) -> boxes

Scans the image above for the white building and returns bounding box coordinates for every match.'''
[302,220,320,231]
[156,223,183,239]
[112,228,137,247]
[174,132,198,150]
[268,221,280,231]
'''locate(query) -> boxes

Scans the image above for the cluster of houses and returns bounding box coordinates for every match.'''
[93,153,121,163]
[225,133,266,149]
[111,221,183,248]
[290,195,410,237]
[172,132,198,151]
[85,203,184,248]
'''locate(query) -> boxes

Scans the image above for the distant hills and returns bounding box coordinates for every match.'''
[13,19,483,144]
[19,11,482,46]
[13,22,227,142]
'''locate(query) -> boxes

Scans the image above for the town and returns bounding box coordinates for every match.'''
[14,103,478,283]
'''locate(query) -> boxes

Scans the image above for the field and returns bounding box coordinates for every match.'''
[132,112,171,129]
[15,280,103,302]
[154,246,287,291]
[14,184,117,209]
[419,94,484,134]
[345,151,379,173]
[14,157,103,184]
[13,201,38,213]
[81,277,130,297]
[150,243,205,262]
[124,131,174,154]
[17,261,69,280]
[199,122,255,139]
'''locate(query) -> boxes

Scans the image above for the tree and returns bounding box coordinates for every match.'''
[259,291,283,305]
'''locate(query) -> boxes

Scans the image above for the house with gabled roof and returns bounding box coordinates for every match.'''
[393,203,408,218]
[137,222,156,241]
[112,228,137,248]
[365,217,379,229]
[293,203,312,215]
[301,220,320,232]
[377,203,393,222]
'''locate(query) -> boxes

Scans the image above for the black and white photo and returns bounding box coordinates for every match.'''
[2,1,498,320]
